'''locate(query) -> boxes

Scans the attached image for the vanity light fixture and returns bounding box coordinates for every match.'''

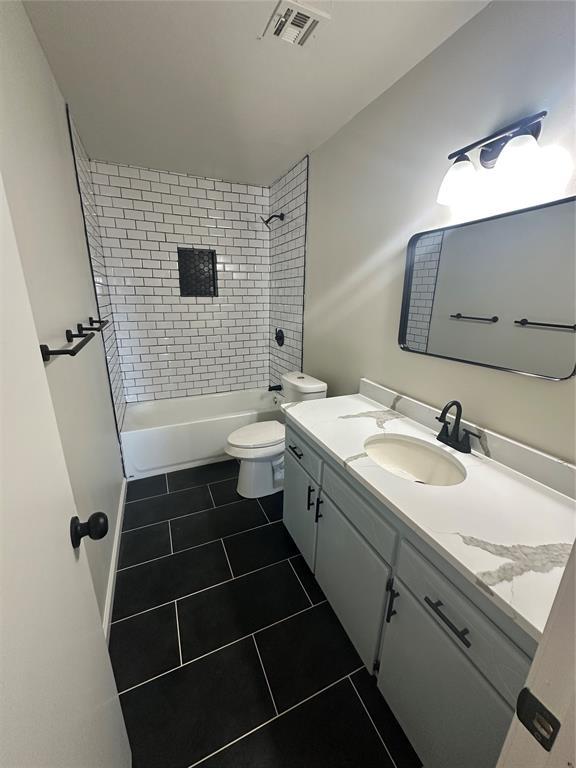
[437,111,548,207]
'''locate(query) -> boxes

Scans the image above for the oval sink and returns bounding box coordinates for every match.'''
[364,434,466,486]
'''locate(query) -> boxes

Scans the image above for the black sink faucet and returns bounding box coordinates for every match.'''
[436,400,478,454]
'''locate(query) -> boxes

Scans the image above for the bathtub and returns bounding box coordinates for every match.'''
[121,389,280,479]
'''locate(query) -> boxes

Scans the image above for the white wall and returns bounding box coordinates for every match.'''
[0,2,124,615]
[305,0,576,462]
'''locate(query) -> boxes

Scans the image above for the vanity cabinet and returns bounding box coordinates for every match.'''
[378,582,513,768]
[283,449,320,568]
[315,494,390,669]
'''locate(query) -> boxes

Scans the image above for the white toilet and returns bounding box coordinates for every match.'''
[226,371,327,498]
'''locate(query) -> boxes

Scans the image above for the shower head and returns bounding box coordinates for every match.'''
[261,212,285,229]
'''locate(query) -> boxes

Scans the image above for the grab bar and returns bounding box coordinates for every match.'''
[40,332,95,362]
[450,313,499,323]
[514,318,576,331]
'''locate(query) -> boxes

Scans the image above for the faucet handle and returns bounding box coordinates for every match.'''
[463,428,481,439]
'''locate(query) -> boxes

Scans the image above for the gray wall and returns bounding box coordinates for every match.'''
[305,1,576,462]
[0,2,124,616]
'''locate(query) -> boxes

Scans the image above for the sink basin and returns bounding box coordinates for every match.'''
[364,434,466,486]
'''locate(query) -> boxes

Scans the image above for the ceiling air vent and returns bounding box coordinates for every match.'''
[261,1,330,47]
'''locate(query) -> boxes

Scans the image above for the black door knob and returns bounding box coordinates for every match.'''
[70,512,109,549]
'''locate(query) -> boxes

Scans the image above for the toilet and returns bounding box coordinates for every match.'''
[226,371,327,498]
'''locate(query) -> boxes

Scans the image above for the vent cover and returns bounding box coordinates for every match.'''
[261,1,330,47]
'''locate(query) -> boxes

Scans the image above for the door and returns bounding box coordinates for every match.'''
[315,495,389,669]
[496,546,575,767]
[283,450,318,568]
[378,581,512,768]
[0,178,131,767]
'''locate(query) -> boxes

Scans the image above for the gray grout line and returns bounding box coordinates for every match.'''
[252,634,278,716]
[168,521,174,555]
[125,473,240,506]
[174,601,183,666]
[206,484,216,509]
[116,520,273,573]
[122,491,257,535]
[256,498,271,524]
[112,554,307,625]
[221,539,234,578]
[118,602,325,696]
[348,674,399,768]
[287,558,313,607]
[187,665,366,768]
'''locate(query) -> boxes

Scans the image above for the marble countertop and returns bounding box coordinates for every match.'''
[283,393,576,640]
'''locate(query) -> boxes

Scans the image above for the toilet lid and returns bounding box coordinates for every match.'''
[228,421,285,449]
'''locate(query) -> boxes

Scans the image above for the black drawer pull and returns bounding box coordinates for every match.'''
[424,596,471,648]
[315,496,324,522]
[386,578,399,623]
[288,444,303,460]
[307,485,315,510]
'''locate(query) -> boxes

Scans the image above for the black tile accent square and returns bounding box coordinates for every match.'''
[350,668,422,768]
[109,603,180,693]
[177,561,310,662]
[223,521,298,577]
[112,540,231,621]
[258,491,283,522]
[177,247,218,298]
[123,485,212,531]
[167,459,238,493]
[126,474,167,503]
[289,555,326,605]
[171,499,267,552]
[255,601,361,712]
[209,477,242,506]
[118,522,171,570]
[201,679,394,768]
[120,637,275,768]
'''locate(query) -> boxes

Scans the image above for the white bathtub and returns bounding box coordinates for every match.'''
[121,389,280,479]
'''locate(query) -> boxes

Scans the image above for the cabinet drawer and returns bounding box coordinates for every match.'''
[396,541,530,707]
[322,464,396,565]
[285,426,322,484]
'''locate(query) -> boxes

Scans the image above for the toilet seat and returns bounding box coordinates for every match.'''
[227,420,285,450]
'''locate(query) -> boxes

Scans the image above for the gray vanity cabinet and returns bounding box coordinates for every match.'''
[378,582,513,768]
[314,494,390,669]
[283,450,319,569]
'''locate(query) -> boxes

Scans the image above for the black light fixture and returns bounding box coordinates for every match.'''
[437,111,547,206]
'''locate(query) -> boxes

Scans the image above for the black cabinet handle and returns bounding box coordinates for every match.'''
[385,577,399,623]
[288,444,303,460]
[307,485,315,510]
[70,512,109,549]
[424,596,471,648]
[314,496,324,522]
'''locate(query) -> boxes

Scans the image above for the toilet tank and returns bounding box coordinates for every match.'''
[280,371,327,402]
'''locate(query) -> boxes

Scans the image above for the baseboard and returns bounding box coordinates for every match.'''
[102,477,126,642]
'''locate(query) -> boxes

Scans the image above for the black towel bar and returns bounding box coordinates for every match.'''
[78,317,109,334]
[40,332,95,362]
[514,319,576,331]
[450,313,499,323]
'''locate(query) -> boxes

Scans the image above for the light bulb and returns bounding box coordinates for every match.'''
[437,155,477,206]
[539,145,574,195]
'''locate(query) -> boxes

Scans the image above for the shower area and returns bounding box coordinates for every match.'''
[70,116,309,478]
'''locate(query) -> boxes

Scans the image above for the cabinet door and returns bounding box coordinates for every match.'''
[378,581,513,768]
[315,494,389,669]
[283,450,318,568]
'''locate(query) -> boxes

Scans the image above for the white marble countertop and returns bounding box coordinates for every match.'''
[283,393,576,640]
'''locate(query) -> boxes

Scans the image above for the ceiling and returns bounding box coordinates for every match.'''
[25,1,488,185]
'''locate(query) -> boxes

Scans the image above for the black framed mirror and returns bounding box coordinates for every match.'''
[399,196,576,380]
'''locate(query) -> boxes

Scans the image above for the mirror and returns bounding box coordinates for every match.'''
[399,197,576,380]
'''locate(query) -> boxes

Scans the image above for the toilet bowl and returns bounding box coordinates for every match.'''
[225,371,327,498]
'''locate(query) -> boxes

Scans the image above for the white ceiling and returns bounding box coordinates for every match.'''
[25,0,488,185]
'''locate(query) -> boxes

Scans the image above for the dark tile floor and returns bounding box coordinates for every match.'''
[110,461,421,768]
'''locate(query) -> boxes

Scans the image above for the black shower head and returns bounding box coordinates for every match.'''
[261,212,285,229]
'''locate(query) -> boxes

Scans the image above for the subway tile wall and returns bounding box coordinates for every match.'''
[70,121,127,428]
[269,157,308,385]
[404,231,443,352]
[90,162,271,401]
